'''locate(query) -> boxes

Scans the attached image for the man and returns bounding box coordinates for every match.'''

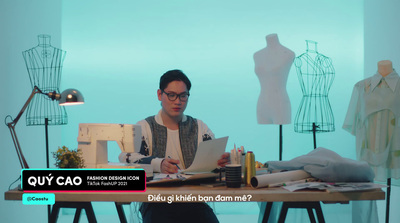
[123,69,229,222]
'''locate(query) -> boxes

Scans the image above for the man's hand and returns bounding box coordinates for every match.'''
[217,152,230,167]
[161,157,180,174]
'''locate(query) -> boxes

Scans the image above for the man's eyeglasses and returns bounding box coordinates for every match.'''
[161,90,190,102]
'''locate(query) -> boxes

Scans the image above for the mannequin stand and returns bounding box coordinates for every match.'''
[279,125,283,161]
[312,123,318,149]
[45,118,50,222]
[279,122,325,223]
[386,178,391,223]
[261,123,325,223]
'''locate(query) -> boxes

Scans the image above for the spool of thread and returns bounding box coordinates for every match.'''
[241,153,246,176]
[245,151,256,185]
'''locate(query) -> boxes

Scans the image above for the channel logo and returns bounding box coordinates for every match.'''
[22,193,55,205]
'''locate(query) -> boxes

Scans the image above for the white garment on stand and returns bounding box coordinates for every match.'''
[343,71,400,181]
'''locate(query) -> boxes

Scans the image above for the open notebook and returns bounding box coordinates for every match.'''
[181,136,229,174]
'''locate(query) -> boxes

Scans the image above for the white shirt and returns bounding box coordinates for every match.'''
[165,128,185,169]
[343,71,400,181]
[119,110,214,172]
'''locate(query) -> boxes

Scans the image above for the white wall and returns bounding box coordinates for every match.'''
[0,0,62,222]
[60,0,364,222]
[60,0,363,163]
[364,1,400,222]
[364,0,400,77]
[1,0,399,222]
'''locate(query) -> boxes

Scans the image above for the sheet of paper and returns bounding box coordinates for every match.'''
[151,173,189,180]
[283,182,387,192]
[182,136,229,174]
[153,173,181,180]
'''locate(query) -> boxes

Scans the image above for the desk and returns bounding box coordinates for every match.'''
[5,185,385,222]
[5,185,385,203]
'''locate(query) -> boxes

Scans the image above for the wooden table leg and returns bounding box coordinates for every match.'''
[49,202,97,223]
[115,202,128,223]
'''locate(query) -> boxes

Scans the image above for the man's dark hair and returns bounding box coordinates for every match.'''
[159,69,191,91]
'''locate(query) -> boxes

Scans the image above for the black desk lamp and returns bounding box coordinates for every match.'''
[5,85,84,169]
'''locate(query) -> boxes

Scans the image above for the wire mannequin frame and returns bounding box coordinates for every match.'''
[22,34,67,126]
[294,40,335,133]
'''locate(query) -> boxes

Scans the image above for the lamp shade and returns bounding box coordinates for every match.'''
[59,88,84,106]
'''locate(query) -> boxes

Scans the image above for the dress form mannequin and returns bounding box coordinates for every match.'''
[376,59,395,223]
[294,40,335,133]
[343,60,399,223]
[344,59,399,180]
[254,34,296,223]
[22,34,67,125]
[254,33,295,124]
[378,60,393,77]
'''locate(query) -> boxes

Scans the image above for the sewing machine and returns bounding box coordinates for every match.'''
[77,123,148,171]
